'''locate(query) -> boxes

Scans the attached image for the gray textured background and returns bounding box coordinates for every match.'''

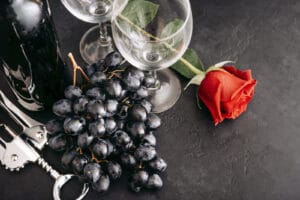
[1,0,300,199]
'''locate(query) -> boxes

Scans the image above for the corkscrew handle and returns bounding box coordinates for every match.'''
[37,158,89,200]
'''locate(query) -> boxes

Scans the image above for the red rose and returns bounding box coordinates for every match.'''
[198,66,257,125]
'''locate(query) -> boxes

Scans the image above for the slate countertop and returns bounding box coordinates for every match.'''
[1,0,300,200]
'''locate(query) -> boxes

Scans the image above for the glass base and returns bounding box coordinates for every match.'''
[80,25,114,64]
[150,69,181,113]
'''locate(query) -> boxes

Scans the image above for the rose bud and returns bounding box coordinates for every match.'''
[198,66,257,125]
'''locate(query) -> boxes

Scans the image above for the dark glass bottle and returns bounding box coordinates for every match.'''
[0,0,66,111]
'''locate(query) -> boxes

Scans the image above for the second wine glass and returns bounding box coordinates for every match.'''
[61,0,115,64]
[112,0,193,113]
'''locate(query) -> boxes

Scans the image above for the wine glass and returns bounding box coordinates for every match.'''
[61,0,116,64]
[111,0,193,113]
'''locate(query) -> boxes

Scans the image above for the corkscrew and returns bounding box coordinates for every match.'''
[0,91,89,200]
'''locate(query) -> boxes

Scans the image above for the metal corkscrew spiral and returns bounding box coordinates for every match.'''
[37,157,60,179]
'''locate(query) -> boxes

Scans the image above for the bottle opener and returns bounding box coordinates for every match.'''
[0,90,89,200]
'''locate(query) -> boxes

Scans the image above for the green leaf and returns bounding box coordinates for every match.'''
[121,0,159,29]
[171,49,204,79]
[161,19,184,38]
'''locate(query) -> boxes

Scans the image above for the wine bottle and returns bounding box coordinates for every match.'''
[0,0,66,111]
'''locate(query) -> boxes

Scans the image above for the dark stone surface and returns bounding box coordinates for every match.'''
[1,0,300,199]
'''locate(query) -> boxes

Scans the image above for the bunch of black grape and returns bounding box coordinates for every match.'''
[46,52,167,193]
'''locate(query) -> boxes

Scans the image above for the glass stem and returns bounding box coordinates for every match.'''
[98,22,111,45]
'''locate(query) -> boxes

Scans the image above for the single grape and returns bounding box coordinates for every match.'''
[94,59,106,71]
[64,85,82,100]
[104,80,122,98]
[83,163,102,183]
[86,87,106,101]
[134,145,157,161]
[120,153,137,168]
[122,73,141,91]
[146,113,161,129]
[45,119,63,135]
[143,75,156,88]
[104,118,117,136]
[52,99,72,117]
[87,100,107,119]
[63,116,86,136]
[131,170,149,187]
[90,71,107,86]
[128,105,147,122]
[141,133,156,146]
[72,155,89,174]
[132,87,149,100]
[105,99,119,117]
[126,67,145,81]
[104,51,123,67]
[107,161,122,180]
[48,133,67,151]
[73,96,89,115]
[146,174,163,189]
[148,157,167,172]
[92,139,109,159]
[77,131,94,148]
[112,130,131,147]
[126,122,146,139]
[89,119,106,138]
[140,99,153,113]
[92,175,110,193]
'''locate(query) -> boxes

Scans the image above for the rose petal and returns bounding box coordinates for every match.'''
[198,66,257,125]
[223,66,253,80]
[198,76,224,125]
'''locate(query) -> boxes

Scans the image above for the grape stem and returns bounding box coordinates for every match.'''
[108,72,121,79]
[76,147,83,155]
[138,161,143,169]
[90,150,109,164]
[68,53,91,86]
[121,97,129,103]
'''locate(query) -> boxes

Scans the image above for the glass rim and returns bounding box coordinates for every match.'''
[60,0,112,23]
[112,0,192,43]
